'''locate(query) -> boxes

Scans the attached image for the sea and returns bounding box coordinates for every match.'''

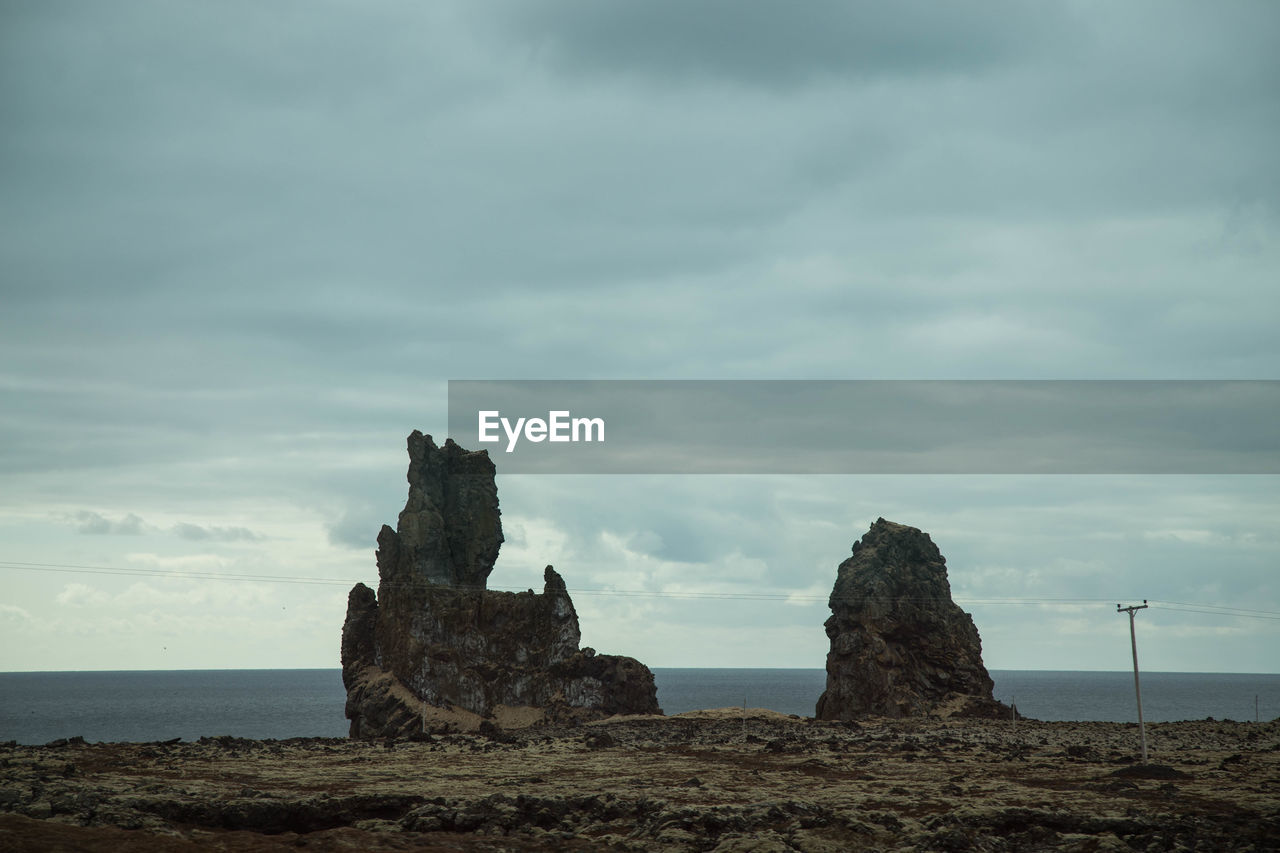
[1,669,1277,745]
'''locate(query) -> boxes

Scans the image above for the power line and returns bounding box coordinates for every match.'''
[0,560,355,586]
[3,559,1279,620]
[1150,599,1280,618]
[1149,603,1280,622]
[0,561,1099,602]
[0,560,1119,603]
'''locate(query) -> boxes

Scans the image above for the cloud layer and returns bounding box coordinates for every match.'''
[1,1,1277,672]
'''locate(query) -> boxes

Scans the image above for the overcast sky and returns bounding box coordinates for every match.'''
[2,1,1277,675]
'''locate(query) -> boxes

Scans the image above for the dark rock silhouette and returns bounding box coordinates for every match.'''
[379,429,503,590]
[342,431,659,737]
[816,518,1011,720]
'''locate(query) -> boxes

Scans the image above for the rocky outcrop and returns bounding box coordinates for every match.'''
[342,431,660,737]
[378,429,502,590]
[816,518,1010,720]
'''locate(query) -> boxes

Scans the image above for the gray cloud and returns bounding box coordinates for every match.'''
[325,507,386,553]
[171,523,261,543]
[73,511,145,536]
[491,0,1076,86]
[69,512,262,541]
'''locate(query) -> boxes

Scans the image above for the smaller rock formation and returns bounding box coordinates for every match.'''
[816,518,1011,720]
[342,432,660,737]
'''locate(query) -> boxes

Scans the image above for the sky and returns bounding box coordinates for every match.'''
[1,1,1277,674]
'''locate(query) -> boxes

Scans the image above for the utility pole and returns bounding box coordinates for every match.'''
[1117,601,1149,763]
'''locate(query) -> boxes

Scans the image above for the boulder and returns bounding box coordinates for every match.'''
[815,518,1010,720]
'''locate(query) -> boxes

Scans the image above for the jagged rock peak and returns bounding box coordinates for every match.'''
[379,430,503,589]
[830,518,955,610]
[852,517,943,560]
[816,518,1010,721]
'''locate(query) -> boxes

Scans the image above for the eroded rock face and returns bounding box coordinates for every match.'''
[382,430,502,590]
[816,518,1009,720]
[342,431,660,737]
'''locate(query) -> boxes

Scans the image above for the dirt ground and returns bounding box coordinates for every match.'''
[2,710,1277,851]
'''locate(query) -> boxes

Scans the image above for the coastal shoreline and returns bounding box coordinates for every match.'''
[2,712,1277,851]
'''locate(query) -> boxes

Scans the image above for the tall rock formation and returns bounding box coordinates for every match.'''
[342,432,660,737]
[816,518,1010,720]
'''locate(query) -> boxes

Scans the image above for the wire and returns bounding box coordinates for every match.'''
[0,561,356,586]
[1151,599,1280,617]
[0,561,1113,603]
[3,559,1279,620]
[1151,605,1280,621]
[1149,601,1280,621]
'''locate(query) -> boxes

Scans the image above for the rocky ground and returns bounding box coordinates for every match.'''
[2,710,1277,851]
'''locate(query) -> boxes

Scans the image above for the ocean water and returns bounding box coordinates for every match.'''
[1,669,1276,745]
[0,669,348,745]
